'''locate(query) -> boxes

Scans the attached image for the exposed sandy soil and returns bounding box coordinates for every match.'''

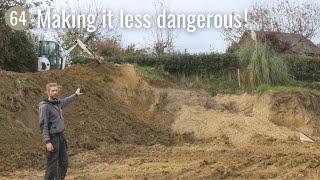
[1,63,320,179]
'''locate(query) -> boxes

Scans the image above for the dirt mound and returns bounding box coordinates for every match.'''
[213,92,320,136]
[0,63,172,173]
[160,88,320,146]
[255,92,320,135]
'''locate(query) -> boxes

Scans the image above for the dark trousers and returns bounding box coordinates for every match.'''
[44,133,68,180]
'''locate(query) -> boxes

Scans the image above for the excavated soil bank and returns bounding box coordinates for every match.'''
[0,63,174,173]
[1,63,320,179]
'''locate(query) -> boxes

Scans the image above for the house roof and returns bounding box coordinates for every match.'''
[240,30,320,55]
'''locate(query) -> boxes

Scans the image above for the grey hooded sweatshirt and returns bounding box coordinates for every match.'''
[39,94,77,143]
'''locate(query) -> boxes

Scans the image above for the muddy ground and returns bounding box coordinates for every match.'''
[1,63,320,179]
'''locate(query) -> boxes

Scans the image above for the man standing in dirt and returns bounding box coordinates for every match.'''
[39,83,83,180]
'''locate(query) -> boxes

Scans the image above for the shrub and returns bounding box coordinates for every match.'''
[96,38,122,57]
[122,44,149,57]
[0,28,38,72]
[238,42,289,88]
[226,42,240,54]
[0,2,38,72]
[283,55,320,82]
[108,53,239,75]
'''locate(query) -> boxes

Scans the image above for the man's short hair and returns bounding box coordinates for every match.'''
[46,83,61,92]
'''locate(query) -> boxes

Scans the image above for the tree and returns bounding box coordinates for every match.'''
[223,0,320,43]
[123,44,149,56]
[96,38,122,57]
[0,0,23,25]
[151,0,176,56]
[0,29,38,72]
[0,0,39,72]
[56,0,118,59]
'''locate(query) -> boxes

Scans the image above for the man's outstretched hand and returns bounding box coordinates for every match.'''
[75,88,84,96]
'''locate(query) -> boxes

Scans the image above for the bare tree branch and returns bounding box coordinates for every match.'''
[223,0,320,43]
[151,0,176,56]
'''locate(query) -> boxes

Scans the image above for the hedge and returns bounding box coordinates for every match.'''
[107,53,239,75]
[283,55,320,82]
[107,53,320,82]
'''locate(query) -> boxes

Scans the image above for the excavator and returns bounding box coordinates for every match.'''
[37,39,103,71]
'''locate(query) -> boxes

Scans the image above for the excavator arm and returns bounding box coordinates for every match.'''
[66,39,104,64]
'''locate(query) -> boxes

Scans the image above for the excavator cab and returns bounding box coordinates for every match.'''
[38,41,63,71]
[37,39,102,71]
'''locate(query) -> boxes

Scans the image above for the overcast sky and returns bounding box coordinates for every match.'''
[97,0,252,53]
[32,0,319,53]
